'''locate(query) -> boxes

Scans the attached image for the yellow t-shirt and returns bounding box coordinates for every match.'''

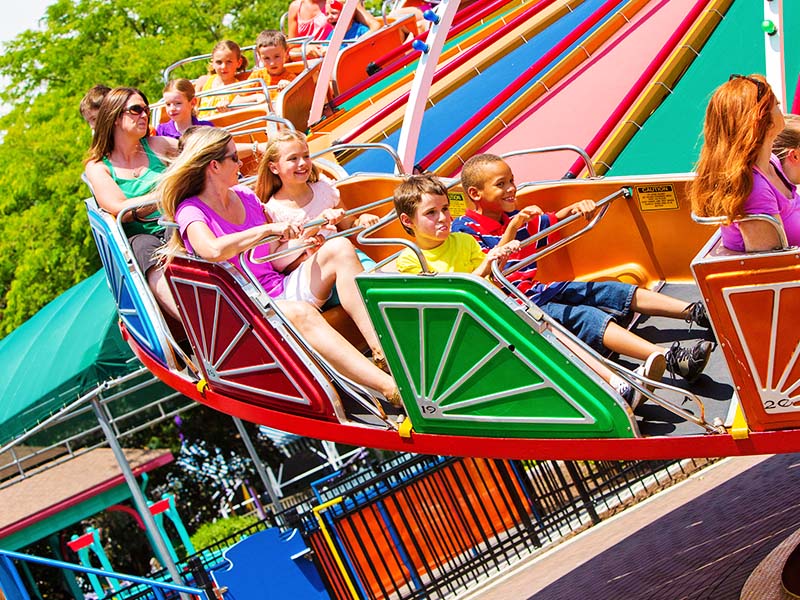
[397,232,486,274]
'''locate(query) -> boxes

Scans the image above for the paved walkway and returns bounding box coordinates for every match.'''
[463,453,800,599]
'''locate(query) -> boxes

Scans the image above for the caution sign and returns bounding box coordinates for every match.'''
[448,191,468,218]
[635,184,679,211]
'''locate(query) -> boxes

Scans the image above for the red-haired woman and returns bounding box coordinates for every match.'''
[690,74,800,251]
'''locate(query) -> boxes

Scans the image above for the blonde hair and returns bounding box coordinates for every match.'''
[773,114,800,163]
[207,40,248,75]
[254,130,319,201]
[158,127,233,262]
[689,74,778,219]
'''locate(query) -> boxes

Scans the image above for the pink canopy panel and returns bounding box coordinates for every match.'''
[479,0,700,182]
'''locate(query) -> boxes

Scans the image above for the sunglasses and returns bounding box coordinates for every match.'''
[123,104,150,116]
[222,152,240,163]
[729,74,767,102]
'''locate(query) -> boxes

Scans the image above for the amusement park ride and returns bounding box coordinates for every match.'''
[86,0,800,462]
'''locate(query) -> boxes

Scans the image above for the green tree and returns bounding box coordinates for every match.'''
[0,0,285,334]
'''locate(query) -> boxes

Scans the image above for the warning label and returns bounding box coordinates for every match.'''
[448,191,467,218]
[635,184,679,211]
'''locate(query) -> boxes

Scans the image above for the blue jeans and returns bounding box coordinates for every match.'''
[539,281,636,352]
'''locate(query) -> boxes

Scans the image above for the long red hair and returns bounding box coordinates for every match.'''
[689,74,777,219]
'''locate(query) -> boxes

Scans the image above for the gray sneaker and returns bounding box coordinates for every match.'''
[684,301,711,330]
[665,340,713,383]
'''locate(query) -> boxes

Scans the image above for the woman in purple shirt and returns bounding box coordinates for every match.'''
[691,74,800,251]
[158,126,398,402]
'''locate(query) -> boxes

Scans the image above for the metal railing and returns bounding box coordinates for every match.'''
[285,453,712,600]
[0,548,208,600]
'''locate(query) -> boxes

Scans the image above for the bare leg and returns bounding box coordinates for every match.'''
[602,322,665,361]
[305,237,384,357]
[277,300,397,399]
[556,332,617,385]
[147,267,180,321]
[630,288,692,319]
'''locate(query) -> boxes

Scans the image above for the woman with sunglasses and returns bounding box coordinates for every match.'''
[85,86,181,317]
[158,126,399,404]
[690,74,800,251]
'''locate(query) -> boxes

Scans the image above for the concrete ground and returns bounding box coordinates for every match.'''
[462,453,800,599]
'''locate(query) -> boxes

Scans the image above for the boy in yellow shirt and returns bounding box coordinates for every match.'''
[395,174,518,275]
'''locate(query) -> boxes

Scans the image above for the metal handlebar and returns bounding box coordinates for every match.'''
[357,210,431,273]
[316,142,407,175]
[246,194,395,265]
[500,145,597,179]
[117,198,162,228]
[691,212,790,250]
[499,187,631,278]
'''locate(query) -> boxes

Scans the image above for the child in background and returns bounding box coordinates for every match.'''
[255,130,379,272]
[454,153,714,384]
[80,84,110,130]
[394,174,645,406]
[325,0,381,41]
[155,79,214,139]
[772,113,800,186]
[195,40,249,114]
[247,31,297,99]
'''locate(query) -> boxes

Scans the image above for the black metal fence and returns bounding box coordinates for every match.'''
[290,455,711,600]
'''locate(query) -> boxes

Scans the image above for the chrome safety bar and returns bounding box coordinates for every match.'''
[500,187,631,278]
[357,210,431,273]
[314,142,407,175]
[691,212,790,250]
[247,194,396,264]
[500,145,597,179]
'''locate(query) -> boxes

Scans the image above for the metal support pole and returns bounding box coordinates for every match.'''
[764,0,786,107]
[396,0,461,173]
[89,397,189,599]
[232,417,283,512]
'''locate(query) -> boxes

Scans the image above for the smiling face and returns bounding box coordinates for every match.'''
[163,90,194,123]
[268,139,312,185]
[469,160,517,219]
[257,44,288,77]
[401,192,452,249]
[210,48,242,84]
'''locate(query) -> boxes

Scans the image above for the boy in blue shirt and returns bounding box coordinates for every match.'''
[453,153,713,385]
[394,174,646,406]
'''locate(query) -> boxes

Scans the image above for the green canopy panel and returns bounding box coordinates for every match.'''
[609,0,799,176]
[0,270,138,446]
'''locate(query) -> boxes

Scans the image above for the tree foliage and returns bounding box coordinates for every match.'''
[0,0,285,334]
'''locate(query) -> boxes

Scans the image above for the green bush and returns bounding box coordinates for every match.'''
[190,514,260,550]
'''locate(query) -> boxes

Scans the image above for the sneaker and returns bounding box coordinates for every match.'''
[628,352,666,410]
[614,378,640,409]
[665,340,713,383]
[685,301,711,329]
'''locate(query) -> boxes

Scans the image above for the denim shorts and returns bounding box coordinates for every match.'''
[539,281,636,352]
